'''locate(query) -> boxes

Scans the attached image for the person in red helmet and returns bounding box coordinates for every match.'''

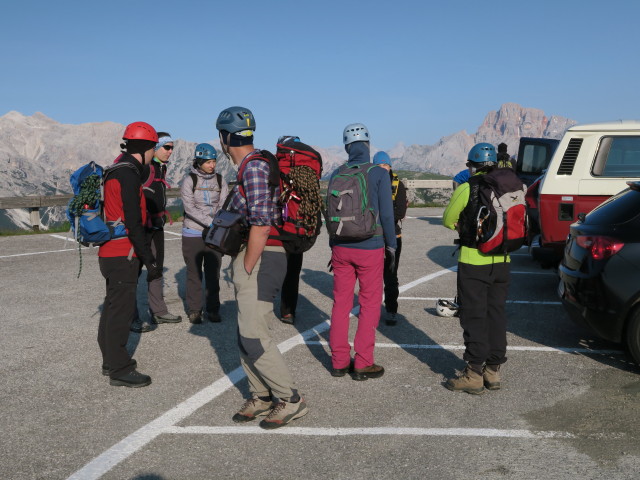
[97,121,161,388]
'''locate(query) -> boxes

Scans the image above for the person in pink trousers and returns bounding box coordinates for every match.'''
[328,123,397,381]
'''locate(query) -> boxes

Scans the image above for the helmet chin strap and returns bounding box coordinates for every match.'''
[219,131,233,164]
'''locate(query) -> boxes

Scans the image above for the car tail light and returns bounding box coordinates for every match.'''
[575,235,624,260]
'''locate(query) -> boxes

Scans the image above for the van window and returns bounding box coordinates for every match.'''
[519,144,550,174]
[593,136,640,177]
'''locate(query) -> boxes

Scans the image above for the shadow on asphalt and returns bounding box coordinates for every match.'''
[380,311,465,379]
[416,216,443,225]
[504,255,638,374]
[286,267,334,373]
[425,244,458,270]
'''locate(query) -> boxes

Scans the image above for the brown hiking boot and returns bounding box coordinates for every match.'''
[259,397,309,430]
[445,365,484,394]
[351,364,385,381]
[483,364,501,390]
[232,396,274,423]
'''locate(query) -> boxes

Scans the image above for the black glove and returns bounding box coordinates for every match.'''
[385,247,396,274]
[146,262,162,282]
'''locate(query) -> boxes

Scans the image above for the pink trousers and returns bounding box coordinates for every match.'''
[329,246,384,370]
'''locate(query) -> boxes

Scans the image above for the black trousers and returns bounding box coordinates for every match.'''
[383,236,402,314]
[98,256,141,378]
[181,235,222,314]
[280,252,303,317]
[456,261,510,367]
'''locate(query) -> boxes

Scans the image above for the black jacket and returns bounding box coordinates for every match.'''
[142,160,168,229]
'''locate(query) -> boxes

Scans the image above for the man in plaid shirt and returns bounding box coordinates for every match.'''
[216,106,308,430]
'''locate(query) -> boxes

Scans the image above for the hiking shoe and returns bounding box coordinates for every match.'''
[331,359,354,377]
[152,312,182,324]
[445,366,484,394]
[385,313,397,326]
[207,312,221,323]
[109,370,152,388]
[351,364,385,381]
[130,321,153,333]
[188,311,202,324]
[483,365,501,390]
[259,398,308,429]
[232,396,274,423]
[280,314,295,325]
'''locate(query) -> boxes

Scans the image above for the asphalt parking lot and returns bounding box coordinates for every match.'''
[1,207,639,480]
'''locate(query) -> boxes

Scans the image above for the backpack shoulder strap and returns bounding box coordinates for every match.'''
[237,150,279,197]
[141,163,154,189]
[104,161,138,179]
[190,172,198,194]
[216,173,222,190]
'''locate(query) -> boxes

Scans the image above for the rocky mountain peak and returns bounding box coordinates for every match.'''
[0,104,577,229]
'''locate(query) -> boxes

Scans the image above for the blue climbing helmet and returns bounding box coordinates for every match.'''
[216,106,256,134]
[343,123,370,145]
[194,143,217,161]
[373,151,391,165]
[467,143,497,165]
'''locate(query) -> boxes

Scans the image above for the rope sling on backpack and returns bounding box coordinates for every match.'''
[204,141,323,256]
[66,159,137,277]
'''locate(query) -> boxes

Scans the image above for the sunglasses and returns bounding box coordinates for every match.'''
[162,145,174,151]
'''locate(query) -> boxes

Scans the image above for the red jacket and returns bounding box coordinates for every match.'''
[98,154,154,266]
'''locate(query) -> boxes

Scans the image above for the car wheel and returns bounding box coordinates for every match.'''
[625,307,640,366]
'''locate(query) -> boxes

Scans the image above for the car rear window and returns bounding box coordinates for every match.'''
[518,143,552,175]
[587,188,640,224]
[593,136,640,177]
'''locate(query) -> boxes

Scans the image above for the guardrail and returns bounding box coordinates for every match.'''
[0,179,451,231]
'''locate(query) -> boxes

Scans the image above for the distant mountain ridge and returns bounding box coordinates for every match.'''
[0,103,576,229]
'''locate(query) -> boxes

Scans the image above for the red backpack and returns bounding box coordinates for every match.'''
[476,168,528,254]
[236,139,323,254]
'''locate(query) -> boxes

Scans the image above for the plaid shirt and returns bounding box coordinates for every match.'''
[228,151,281,226]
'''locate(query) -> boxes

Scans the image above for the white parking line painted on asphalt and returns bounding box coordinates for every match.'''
[66,267,454,480]
[398,297,562,305]
[305,341,624,355]
[49,234,71,241]
[0,248,79,259]
[164,425,585,439]
[398,267,457,293]
[164,231,181,236]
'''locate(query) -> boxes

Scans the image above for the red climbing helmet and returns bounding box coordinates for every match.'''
[122,122,158,143]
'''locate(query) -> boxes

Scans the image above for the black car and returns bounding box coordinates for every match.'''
[558,182,640,365]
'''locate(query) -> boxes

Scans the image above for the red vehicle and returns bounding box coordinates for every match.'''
[533,121,640,266]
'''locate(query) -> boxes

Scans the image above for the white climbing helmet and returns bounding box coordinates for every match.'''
[436,298,459,317]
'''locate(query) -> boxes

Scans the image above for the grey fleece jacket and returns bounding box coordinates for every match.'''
[181,165,229,232]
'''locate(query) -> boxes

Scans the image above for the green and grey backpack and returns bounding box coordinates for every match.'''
[326,163,382,241]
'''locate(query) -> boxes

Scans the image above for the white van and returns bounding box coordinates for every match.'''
[535,120,640,264]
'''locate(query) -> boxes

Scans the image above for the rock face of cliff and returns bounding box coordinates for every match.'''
[394,103,576,176]
[0,103,576,229]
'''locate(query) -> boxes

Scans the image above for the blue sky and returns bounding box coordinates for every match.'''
[1,0,639,150]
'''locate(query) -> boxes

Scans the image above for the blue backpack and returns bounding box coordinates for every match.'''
[66,160,136,246]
